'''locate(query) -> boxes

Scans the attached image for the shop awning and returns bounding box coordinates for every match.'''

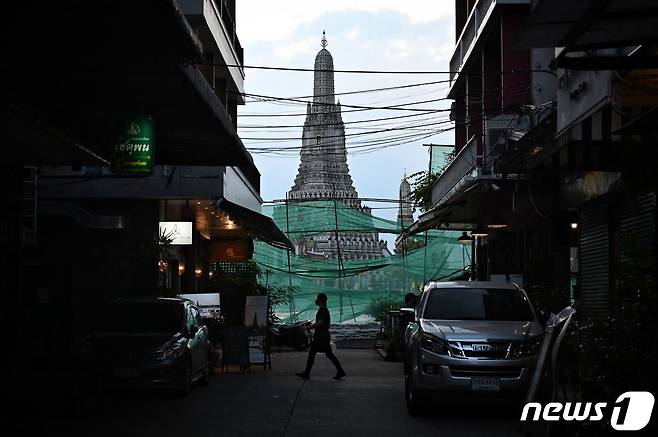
[613,107,658,135]
[513,0,658,50]
[396,172,542,247]
[397,184,483,245]
[215,199,294,251]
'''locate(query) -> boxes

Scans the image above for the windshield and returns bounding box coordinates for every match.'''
[423,288,535,321]
[96,302,184,333]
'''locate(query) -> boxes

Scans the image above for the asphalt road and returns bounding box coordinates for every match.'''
[53,349,524,437]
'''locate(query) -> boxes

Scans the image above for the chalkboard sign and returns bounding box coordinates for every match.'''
[249,335,266,363]
[222,327,250,370]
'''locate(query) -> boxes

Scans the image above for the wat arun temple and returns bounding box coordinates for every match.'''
[287,33,390,260]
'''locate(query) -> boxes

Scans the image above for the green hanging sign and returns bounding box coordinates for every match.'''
[111,116,154,175]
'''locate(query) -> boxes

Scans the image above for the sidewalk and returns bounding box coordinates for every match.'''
[61,349,521,437]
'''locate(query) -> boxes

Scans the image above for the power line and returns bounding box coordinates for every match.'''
[237,81,531,117]
[203,63,557,77]
[242,92,454,113]
[249,130,446,157]
[230,79,451,101]
[244,94,535,152]
[245,79,529,108]
[238,110,446,129]
[247,127,449,152]
[241,119,453,142]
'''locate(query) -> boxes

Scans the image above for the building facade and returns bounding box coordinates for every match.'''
[288,33,389,260]
[402,0,657,328]
[2,0,292,380]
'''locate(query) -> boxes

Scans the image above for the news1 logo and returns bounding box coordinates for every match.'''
[520,391,654,431]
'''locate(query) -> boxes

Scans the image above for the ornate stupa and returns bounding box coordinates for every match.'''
[288,32,389,260]
[397,174,414,229]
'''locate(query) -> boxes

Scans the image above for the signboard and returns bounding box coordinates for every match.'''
[112,116,154,175]
[210,239,252,262]
[248,335,266,363]
[159,222,193,245]
[244,295,268,328]
[222,327,250,368]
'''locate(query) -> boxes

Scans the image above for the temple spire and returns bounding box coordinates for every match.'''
[321,31,328,48]
[288,34,386,261]
[313,32,335,106]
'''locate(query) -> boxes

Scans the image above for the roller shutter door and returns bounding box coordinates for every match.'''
[579,202,610,321]
[617,192,656,292]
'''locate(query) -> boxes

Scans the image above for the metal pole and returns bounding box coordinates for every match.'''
[462,245,466,274]
[471,237,477,280]
[285,193,296,321]
[332,184,344,323]
[422,231,428,285]
[422,143,434,286]
[332,184,356,323]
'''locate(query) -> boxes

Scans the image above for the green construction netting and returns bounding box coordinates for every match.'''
[254,200,468,323]
[270,200,407,236]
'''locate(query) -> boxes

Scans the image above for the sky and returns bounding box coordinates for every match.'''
[236,1,456,248]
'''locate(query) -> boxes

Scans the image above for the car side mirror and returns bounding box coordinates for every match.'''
[400,307,415,321]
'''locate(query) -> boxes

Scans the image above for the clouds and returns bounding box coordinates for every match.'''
[384,39,414,60]
[272,36,317,61]
[237,0,453,45]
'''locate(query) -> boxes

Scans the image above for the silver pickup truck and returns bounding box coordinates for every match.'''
[403,281,544,415]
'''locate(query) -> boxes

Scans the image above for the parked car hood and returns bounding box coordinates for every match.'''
[420,319,543,342]
[87,332,184,355]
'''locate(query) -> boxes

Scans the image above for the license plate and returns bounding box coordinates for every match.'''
[113,367,138,378]
[471,377,500,391]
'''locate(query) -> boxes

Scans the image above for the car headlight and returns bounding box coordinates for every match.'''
[509,336,543,358]
[420,332,448,355]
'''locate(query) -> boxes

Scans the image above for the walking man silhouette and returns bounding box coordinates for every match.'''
[296,293,346,380]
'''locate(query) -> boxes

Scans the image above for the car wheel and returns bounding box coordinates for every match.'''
[177,359,192,397]
[405,374,425,416]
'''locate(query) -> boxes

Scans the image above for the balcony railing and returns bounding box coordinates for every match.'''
[449,0,529,83]
[216,0,244,66]
[430,136,479,207]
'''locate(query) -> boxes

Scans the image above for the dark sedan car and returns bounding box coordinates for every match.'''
[81,297,211,396]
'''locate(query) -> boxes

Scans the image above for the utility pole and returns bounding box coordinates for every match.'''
[399,182,409,292]
[420,143,450,285]
[285,193,296,321]
[332,183,356,323]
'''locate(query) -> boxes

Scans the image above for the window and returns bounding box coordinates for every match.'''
[423,288,534,321]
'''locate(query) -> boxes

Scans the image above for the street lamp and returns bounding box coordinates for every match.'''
[487,215,508,229]
[457,231,474,244]
[470,226,489,238]
[457,232,473,277]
